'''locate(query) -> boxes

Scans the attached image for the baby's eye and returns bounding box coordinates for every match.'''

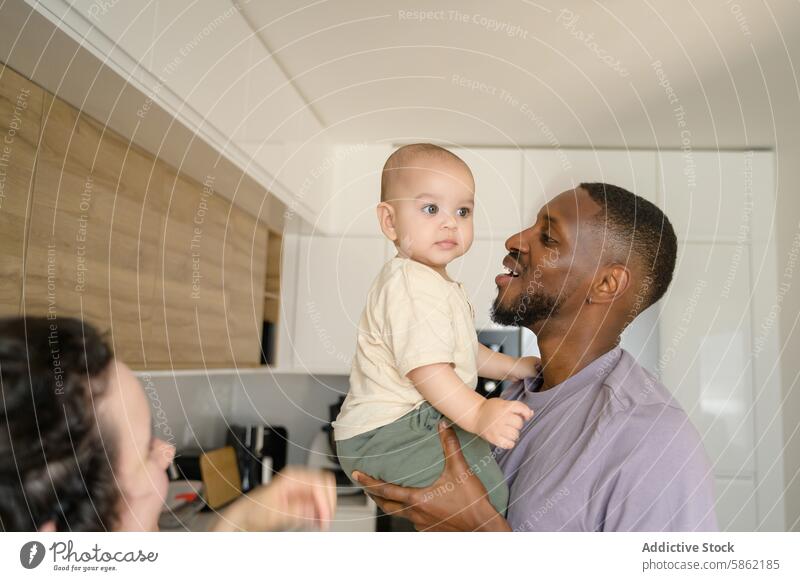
[457,207,471,217]
[422,204,438,215]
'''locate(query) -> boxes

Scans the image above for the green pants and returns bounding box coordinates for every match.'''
[336,402,509,516]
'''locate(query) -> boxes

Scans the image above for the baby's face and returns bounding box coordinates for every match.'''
[385,157,475,270]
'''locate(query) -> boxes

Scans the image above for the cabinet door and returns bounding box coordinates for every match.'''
[148,167,266,368]
[0,68,43,316]
[292,236,385,372]
[24,95,163,367]
[449,148,524,240]
[449,239,510,331]
[522,150,657,226]
[658,242,755,477]
[658,151,758,242]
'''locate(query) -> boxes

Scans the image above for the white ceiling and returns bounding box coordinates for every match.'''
[239,0,800,148]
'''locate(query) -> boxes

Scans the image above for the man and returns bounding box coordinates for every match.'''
[353,182,718,532]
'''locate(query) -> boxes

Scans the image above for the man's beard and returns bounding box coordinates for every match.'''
[490,284,563,328]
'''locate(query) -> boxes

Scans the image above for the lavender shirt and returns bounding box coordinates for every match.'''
[493,347,718,531]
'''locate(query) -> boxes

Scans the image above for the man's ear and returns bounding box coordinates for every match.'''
[590,263,631,304]
[376,202,398,241]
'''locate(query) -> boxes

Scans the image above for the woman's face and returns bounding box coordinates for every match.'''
[98,361,175,531]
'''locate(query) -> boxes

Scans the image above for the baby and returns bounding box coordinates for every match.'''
[333,143,537,515]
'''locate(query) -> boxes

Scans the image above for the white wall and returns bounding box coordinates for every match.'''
[228,373,349,466]
[138,371,349,467]
[775,144,800,532]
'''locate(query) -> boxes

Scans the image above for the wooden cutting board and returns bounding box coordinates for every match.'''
[199,446,242,509]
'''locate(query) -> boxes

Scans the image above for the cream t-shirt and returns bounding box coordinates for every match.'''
[332,256,479,441]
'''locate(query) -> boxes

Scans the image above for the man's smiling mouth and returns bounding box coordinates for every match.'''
[496,256,522,286]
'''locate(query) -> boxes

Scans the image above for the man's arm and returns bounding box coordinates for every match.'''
[352,421,512,532]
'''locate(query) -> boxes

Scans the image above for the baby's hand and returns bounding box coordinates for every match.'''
[510,356,541,381]
[474,398,534,449]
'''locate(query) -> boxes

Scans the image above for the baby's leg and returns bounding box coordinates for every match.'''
[335,402,508,516]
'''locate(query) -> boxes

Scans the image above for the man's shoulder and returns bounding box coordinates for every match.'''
[605,350,682,411]
[601,350,697,439]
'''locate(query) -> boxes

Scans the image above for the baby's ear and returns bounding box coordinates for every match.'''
[376,202,397,241]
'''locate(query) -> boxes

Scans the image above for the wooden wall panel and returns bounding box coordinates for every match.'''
[23,95,163,366]
[13,69,270,369]
[263,231,282,324]
[147,168,266,368]
[0,67,43,317]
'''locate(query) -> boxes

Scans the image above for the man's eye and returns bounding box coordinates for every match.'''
[541,233,557,245]
[457,207,471,217]
[422,204,438,215]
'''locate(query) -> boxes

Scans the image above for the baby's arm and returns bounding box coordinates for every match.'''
[476,344,540,382]
[407,363,534,449]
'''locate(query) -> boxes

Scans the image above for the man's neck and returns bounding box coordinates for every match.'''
[533,322,620,391]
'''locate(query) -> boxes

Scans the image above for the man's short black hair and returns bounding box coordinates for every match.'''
[580,182,678,310]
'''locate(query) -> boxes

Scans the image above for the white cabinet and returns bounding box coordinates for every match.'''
[522,149,657,226]
[658,242,755,476]
[658,151,761,242]
[323,144,393,236]
[290,235,385,373]
[657,151,784,530]
[448,148,525,239]
[715,477,758,531]
[449,239,510,331]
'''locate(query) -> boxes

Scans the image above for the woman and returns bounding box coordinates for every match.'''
[0,316,335,531]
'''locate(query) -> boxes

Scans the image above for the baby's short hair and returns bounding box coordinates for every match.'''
[380,143,471,202]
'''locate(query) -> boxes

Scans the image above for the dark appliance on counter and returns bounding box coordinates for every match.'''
[476,329,522,398]
[226,424,288,492]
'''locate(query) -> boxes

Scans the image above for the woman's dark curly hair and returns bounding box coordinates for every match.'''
[0,316,119,531]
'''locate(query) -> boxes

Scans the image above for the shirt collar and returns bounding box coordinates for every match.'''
[521,346,623,405]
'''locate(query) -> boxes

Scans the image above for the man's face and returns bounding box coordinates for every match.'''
[491,188,602,331]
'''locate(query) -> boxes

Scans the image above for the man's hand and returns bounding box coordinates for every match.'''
[352,421,512,532]
[474,398,533,449]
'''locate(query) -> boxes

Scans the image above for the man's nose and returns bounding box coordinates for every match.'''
[505,229,529,254]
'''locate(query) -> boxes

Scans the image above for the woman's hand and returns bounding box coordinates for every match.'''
[352,421,512,532]
[210,466,337,531]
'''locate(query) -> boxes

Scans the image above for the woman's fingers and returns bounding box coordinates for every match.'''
[278,467,337,530]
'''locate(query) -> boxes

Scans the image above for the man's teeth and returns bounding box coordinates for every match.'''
[505,267,520,277]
